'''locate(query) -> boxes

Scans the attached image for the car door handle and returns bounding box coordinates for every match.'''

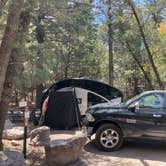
[153,114,162,118]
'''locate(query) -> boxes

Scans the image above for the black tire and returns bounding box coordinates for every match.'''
[95,123,123,151]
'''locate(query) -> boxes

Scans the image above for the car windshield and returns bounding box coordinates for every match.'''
[125,93,143,106]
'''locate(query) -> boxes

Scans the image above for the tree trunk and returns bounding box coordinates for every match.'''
[108,6,114,86]
[0,0,24,101]
[15,89,19,106]
[0,51,16,150]
[126,0,164,89]
[0,0,34,150]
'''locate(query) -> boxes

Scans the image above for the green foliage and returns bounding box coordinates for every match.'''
[0,0,165,100]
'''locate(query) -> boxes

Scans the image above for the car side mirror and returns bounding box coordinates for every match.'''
[128,105,136,112]
[128,102,139,113]
[134,102,140,110]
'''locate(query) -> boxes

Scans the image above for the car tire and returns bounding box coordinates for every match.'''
[95,123,123,151]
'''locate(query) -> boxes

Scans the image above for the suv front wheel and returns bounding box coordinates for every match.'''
[95,123,123,151]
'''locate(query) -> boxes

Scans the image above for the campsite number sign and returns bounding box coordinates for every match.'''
[19,101,27,108]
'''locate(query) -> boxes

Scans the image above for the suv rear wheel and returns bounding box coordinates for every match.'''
[95,123,123,151]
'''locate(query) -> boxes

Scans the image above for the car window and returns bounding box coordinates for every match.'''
[126,93,143,106]
[138,94,164,109]
[88,92,108,107]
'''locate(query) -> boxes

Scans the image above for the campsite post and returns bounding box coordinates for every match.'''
[19,101,29,159]
[23,106,29,159]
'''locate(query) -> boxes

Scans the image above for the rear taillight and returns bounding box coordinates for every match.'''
[42,97,49,112]
[44,101,48,110]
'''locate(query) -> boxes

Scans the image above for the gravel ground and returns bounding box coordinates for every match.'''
[3,129,166,166]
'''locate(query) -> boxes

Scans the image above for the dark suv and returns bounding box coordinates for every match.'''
[86,90,166,151]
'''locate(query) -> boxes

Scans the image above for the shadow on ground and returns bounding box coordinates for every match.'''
[83,138,166,166]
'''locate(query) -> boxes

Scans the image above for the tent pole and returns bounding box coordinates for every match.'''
[73,88,81,130]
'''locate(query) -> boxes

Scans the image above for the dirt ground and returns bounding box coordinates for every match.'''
[3,129,166,166]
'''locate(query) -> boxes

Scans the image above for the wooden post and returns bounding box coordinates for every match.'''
[23,106,29,159]
[19,101,29,159]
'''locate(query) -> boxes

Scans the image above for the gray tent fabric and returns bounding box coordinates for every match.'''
[44,90,81,129]
[41,78,123,129]
[41,78,123,106]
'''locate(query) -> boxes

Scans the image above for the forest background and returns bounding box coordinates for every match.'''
[0,0,165,104]
[0,0,165,150]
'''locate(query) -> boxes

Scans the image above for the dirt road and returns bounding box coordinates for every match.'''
[82,139,166,166]
[4,130,166,166]
[51,131,166,166]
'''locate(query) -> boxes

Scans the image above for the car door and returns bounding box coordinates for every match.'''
[153,93,166,137]
[128,93,165,137]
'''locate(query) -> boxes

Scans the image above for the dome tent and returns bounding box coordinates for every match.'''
[44,88,80,129]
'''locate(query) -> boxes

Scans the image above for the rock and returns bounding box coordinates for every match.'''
[0,151,25,166]
[0,151,8,166]
[4,119,14,130]
[3,127,29,140]
[45,136,88,166]
[0,151,8,160]
[11,140,20,146]
[29,126,50,146]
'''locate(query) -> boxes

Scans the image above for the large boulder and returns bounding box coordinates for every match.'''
[3,127,29,140]
[29,126,50,146]
[0,151,25,166]
[11,140,20,146]
[45,136,88,166]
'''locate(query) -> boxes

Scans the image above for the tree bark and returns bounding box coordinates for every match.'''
[108,5,114,86]
[126,0,164,89]
[0,50,16,150]
[0,0,24,150]
[0,0,24,101]
[0,0,35,150]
